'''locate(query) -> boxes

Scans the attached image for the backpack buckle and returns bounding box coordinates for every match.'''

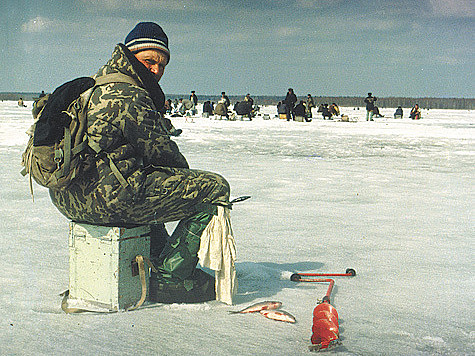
[54,148,64,168]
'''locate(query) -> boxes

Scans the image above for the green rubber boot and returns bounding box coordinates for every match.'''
[149,223,169,267]
[149,205,217,303]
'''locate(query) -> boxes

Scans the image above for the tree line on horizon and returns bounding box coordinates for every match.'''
[1,92,473,110]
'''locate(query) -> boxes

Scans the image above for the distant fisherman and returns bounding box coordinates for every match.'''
[410,103,421,120]
[284,88,297,121]
[364,92,377,121]
[394,106,403,119]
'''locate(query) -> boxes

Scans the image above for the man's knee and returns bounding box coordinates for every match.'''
[205,172,230,204]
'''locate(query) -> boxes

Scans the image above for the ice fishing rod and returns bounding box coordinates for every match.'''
[290,268,356,282]
[229,195,251,204]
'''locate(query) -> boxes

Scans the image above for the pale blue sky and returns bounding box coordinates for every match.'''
[1,0,473,97]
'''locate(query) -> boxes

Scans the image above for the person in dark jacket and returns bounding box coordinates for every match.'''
[373,106,383,117]
[190,90,198,106]
[235,100,253,120]
[202,101,214,117]
[394,106,403,119]
[49,22,237,305]
[277,101,287,119]
[364,92,377,121]
[293,100,307,122]
[284,88,297,121]
[221,92,230,108]
[244,93,254,106]
[321,104,332,120]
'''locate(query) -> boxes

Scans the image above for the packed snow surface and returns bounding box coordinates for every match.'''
[0,101,473,355]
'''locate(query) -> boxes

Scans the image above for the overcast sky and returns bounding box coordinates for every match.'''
[1,0,474,98]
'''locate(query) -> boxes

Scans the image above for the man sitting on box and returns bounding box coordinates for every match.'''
[49,22,237,305]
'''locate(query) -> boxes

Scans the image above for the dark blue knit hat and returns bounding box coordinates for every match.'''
[125,22,170,60]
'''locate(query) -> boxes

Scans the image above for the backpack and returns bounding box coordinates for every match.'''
[21,73,138,197]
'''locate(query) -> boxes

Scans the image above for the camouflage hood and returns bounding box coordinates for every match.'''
[95,43,165,111]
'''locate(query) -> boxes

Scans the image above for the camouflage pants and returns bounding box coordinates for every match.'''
[136,167,230,224]
[49,166,230,226]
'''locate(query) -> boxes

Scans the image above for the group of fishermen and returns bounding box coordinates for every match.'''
[277,89,341,122]
[163,91,256,120]
[164,91,422,122]
[366,92,422,120]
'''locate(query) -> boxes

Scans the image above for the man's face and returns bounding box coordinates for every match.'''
[134,49,168,82]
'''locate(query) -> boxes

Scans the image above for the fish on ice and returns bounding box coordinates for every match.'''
[260,309,296,323]
[229,301,282,314]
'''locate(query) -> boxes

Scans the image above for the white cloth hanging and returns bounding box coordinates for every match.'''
[198,206,237,305]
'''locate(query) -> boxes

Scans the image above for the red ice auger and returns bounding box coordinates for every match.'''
[290,268,356,352]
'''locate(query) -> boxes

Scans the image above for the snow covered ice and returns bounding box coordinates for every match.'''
[0,101,473,355]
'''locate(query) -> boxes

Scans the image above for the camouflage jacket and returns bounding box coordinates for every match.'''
[83,44,188,190]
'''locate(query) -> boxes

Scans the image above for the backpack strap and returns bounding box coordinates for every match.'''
[94,72,140,87]
[53,73,140,186]
[82,73,140,190]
